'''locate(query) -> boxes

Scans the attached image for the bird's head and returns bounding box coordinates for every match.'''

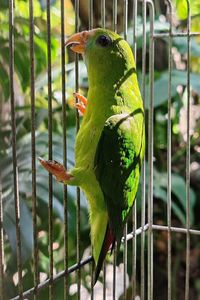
[66,28,136,87]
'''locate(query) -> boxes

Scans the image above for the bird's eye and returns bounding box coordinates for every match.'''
[96,35,112,47]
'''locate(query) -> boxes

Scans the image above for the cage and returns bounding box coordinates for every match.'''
[0,0,200,299]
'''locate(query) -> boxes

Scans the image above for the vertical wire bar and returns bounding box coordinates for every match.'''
[146,1,154,299]
[112,247,117,300]
[46,0,53,298]
[140,1,147,299]
[112,1,118,293]
[185,1,191,299]
[103,262,106,300]
[74,0,81,298]
[88,2,94,297]
[113,0,117,32]
[166,2,172,300]
[0,183,4,300]
[29,0,39,297]
[101,0,106,295]
[123,0,128,40]
[123,226,128,300]
[88,0,93,30]
[123,2,128,298]
[60,0,69,298]
[9,0,23,297]
[132,1,137,298]
[101,0,105,28]
[90,259,95,300]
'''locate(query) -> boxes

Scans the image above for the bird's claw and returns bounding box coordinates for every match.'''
[73,92,87,115]
[38,157,73,183]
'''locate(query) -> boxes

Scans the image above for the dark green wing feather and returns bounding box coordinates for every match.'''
[94,112,144,246]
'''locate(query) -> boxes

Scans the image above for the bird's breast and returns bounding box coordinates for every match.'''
[74,119,103,170]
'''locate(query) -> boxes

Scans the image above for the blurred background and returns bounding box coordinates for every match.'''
[0,0,200,299]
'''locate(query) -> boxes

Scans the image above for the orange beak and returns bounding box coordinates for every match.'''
[65,30,93,54]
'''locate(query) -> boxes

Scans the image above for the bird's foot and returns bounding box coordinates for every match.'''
[73,92,87,115]
[38,157,73,183]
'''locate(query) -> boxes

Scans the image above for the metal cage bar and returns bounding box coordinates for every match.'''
[185,1,191,300]
[46,1,54,298]
[74,1,81,299]
[140,1,147,299]
[89,0,93,30]
[101,2,107,298]
[165,1,173,300]
[88,1,95,297]
[123,2,128,299]
[1,0,200,299]
[113,0,117,32]
[0,184,4,299]
[147,1,155,300]
[29,0,39,298]
[60,0,69,298]
[9,0,23,297]
[131,0,137,295]
[101,0,106,29]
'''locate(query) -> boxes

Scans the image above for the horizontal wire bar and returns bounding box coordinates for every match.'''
[124,224,149,242]
[11,221,200,299]
[153,32,200,38]
[152,224,200,235]
[11,256,93,300]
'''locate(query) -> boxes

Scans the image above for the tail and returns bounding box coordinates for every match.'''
[94,225,115,285]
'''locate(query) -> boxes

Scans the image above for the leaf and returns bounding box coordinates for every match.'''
[173,37,200,58]
[3,197,33,262]
[175,0,188,20]
[175,0,200,20]
[0,128,89,262]
[171,173,196,225]
[0,0,8,9]
[0,61,9,99]
[34,35,48,75]
[153,168,196,225]
[36,184,64,220]
[153,185,186,224]
[14,43,30,91]
[127,17,170,49]
[145,70,200,108]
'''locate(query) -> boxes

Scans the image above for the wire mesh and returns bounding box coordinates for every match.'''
[0,0,200,299]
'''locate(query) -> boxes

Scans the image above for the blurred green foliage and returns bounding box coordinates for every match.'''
[175,0,200,20]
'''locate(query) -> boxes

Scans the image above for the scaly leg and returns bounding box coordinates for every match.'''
[38,157,73,183]
[74,92,87,115]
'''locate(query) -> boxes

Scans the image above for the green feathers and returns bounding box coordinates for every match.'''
[70,28,145,282]
[40,28,144,284]
[94,112,144,246]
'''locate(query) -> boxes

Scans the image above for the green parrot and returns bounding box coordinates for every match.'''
[39,28,145,283]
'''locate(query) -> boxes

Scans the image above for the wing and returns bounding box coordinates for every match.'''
[94,112,144,246]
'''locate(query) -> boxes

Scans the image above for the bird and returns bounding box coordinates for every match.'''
[39,28,145,284]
